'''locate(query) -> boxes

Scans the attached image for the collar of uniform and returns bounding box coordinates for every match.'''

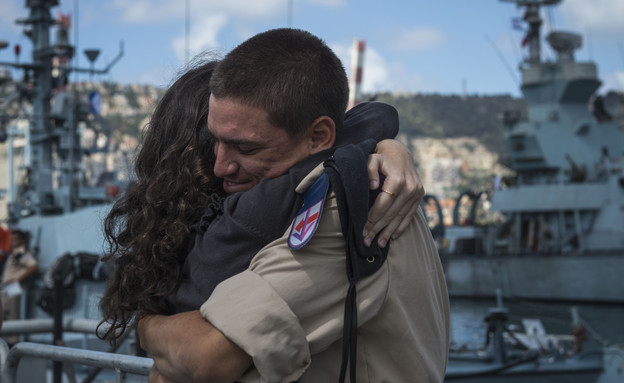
[295,163,326,194]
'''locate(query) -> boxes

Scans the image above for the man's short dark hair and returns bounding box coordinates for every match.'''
[210,28,349,138]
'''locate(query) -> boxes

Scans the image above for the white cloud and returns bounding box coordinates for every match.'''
[304,0,347,7]
[171,13,228,63]
[382,61,442,94]
[110,0,287,60]
[111,0,285,23]
[599,70,624,93]
[193,0,285,20]
[333,40,442,95]
[330,42,352,72]
[331,27,445,95]
[361,47,390,94]
[559,0,624,34]
[111,0,182,23]
[617,72,624,90]
[389,26,446,53]
[331,41,388,94]
[334,30,446,94]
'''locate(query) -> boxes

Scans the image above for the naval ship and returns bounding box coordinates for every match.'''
[438,0,624,304]
[0,0,125,321]
[0,1,621,382]
[0,1,153,381]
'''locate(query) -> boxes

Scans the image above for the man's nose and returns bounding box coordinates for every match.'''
[213,144,238,178]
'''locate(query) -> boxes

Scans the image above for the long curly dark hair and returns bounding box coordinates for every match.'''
[98,58,223,344]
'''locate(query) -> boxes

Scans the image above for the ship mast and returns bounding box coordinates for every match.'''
[501,0,561,64]
[498,0,607,175]
[0,0,122,221]
[17,0,57,217]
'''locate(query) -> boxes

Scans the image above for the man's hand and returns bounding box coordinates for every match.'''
[139,311,252,383]
[148,367,179,383]
[364,139,424,248]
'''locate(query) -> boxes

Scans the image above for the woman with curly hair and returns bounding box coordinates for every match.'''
[98,56,423,345]
[98,59,221,341]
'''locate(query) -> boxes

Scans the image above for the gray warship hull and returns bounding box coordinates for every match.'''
[444,253,624,303]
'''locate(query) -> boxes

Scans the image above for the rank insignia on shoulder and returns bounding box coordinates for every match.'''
[288,172,329,250]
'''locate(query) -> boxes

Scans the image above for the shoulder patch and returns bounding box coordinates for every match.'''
[288,172,329,250]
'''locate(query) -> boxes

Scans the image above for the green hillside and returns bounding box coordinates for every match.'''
[371,92,527,165]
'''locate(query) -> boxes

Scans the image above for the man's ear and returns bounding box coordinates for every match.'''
[308,116,336,153]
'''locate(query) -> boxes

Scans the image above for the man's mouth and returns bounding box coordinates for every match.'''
[222,179,254,194]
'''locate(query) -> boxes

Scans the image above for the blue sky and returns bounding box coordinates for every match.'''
[1,0,623,97]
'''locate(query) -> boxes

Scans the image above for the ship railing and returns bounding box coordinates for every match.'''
[1,340,152,383]
[0,318,153,382]
[1,317,102,336]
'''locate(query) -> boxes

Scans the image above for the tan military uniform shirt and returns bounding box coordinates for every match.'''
[201,165,450,382]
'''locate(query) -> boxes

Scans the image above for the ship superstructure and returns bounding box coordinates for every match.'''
[442,0,624,303]
[494,0,624,255]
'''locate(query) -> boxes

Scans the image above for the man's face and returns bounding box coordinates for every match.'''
[208,95,313,194]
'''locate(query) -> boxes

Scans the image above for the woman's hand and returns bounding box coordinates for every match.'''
[364,139,424,248]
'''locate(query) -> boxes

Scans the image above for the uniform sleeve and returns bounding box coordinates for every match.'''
[200,193,389,382]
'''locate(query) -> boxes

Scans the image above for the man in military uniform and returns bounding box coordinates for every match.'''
[139,28,449,383]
